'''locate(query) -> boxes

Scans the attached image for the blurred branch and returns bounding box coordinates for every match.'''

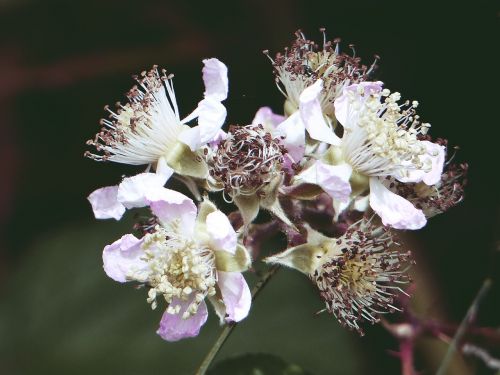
[436,278,492,375]
[195,264,281,375]
[462,343,500,370]
[383,279,498,375]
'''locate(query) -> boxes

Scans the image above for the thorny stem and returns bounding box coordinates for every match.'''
[194,265,281,375]
[436,278,493,375]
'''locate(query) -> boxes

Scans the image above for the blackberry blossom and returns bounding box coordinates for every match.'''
[265,221,412,336]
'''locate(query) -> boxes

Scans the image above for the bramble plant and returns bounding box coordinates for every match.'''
[85,29,486,374]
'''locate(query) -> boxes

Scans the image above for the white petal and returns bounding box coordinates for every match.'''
[149,189,197,236]
[299,80,341,145]
[275,112,305,162]
[87,185,126,220]
[369,177,426,230]
[422,141,445,186]
[353,195,370,211]
[206,210,237,254]
[217,271,251,323]
[202,58,228,101]
[117,172,167,209]
[297,160,352,202]
[102,234,147,283]
[334,81,383,127]
[395,141,446,185]
[156,297,208,341]
[156,156,174,181]
[179,97,227,151]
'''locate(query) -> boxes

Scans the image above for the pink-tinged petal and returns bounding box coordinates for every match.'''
[395,141,446,185]
[149,189,197,236]
[208,129,227,148]
[421,141,445,186]
[202,58,228,102]
[369,177,426,230]
[157,298,208,341]
[217,271,251,323]
[88,186,126,220]
[102,234,146,283]
[275,112,305,162]
[179,98,227,151]
[299,80,341,145]
[206,210,237,254]
[297,160,352,202]
[251,106,285,132]
[117,172,167,209]
[334,81,383,127]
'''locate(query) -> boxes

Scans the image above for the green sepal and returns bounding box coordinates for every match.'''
[281,183,323,200]
[265,243,326,275]
[166,141,208,179]
[264,225,331,274]
[214,244,251,272]
[233,194,260,228]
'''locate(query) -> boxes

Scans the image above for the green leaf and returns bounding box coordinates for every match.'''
[207,353,313,375]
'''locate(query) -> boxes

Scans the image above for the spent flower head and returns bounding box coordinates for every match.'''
[265,29,377,117]
[266,221,412,335]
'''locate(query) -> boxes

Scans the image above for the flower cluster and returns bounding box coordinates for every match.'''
[86,30,467,340]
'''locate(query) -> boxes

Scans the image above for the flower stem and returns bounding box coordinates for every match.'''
[194,264,280,375]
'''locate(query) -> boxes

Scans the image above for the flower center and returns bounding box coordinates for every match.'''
[207,124,286,200]
[312,226,411,335]
[139,226,217,319]
[343,88,430,178]
[85,66,183,165]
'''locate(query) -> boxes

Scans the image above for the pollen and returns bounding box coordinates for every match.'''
[136,226,217,319]
[342,87,431,178]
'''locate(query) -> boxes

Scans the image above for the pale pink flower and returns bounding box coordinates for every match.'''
[296,82,445,229]
[102,192,252,341]
[86,59,229,220]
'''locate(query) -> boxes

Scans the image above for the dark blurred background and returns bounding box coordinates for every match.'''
[0,1,498,374]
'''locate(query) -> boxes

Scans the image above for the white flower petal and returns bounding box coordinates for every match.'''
[156,156,174,181]
[206,210,237,254]
[297,160,352,202]
[202,58,228,102]
[275,112,305,163]
[299,80,341,145]
[102,234,146,283]
[156,297,208,341]
[117,172,167,209]
[179,97,227,151]
[395,141,446,185]
[87,185,126,220]
[369,177,426,230]
[217,271,251,323]
[334,81,383,128]
[353,195,370,211]
[422,141,445,186]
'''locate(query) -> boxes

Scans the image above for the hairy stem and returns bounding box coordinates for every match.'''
[194,265,281,375]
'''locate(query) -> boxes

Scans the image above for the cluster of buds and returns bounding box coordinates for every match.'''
[86,29,467,340]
